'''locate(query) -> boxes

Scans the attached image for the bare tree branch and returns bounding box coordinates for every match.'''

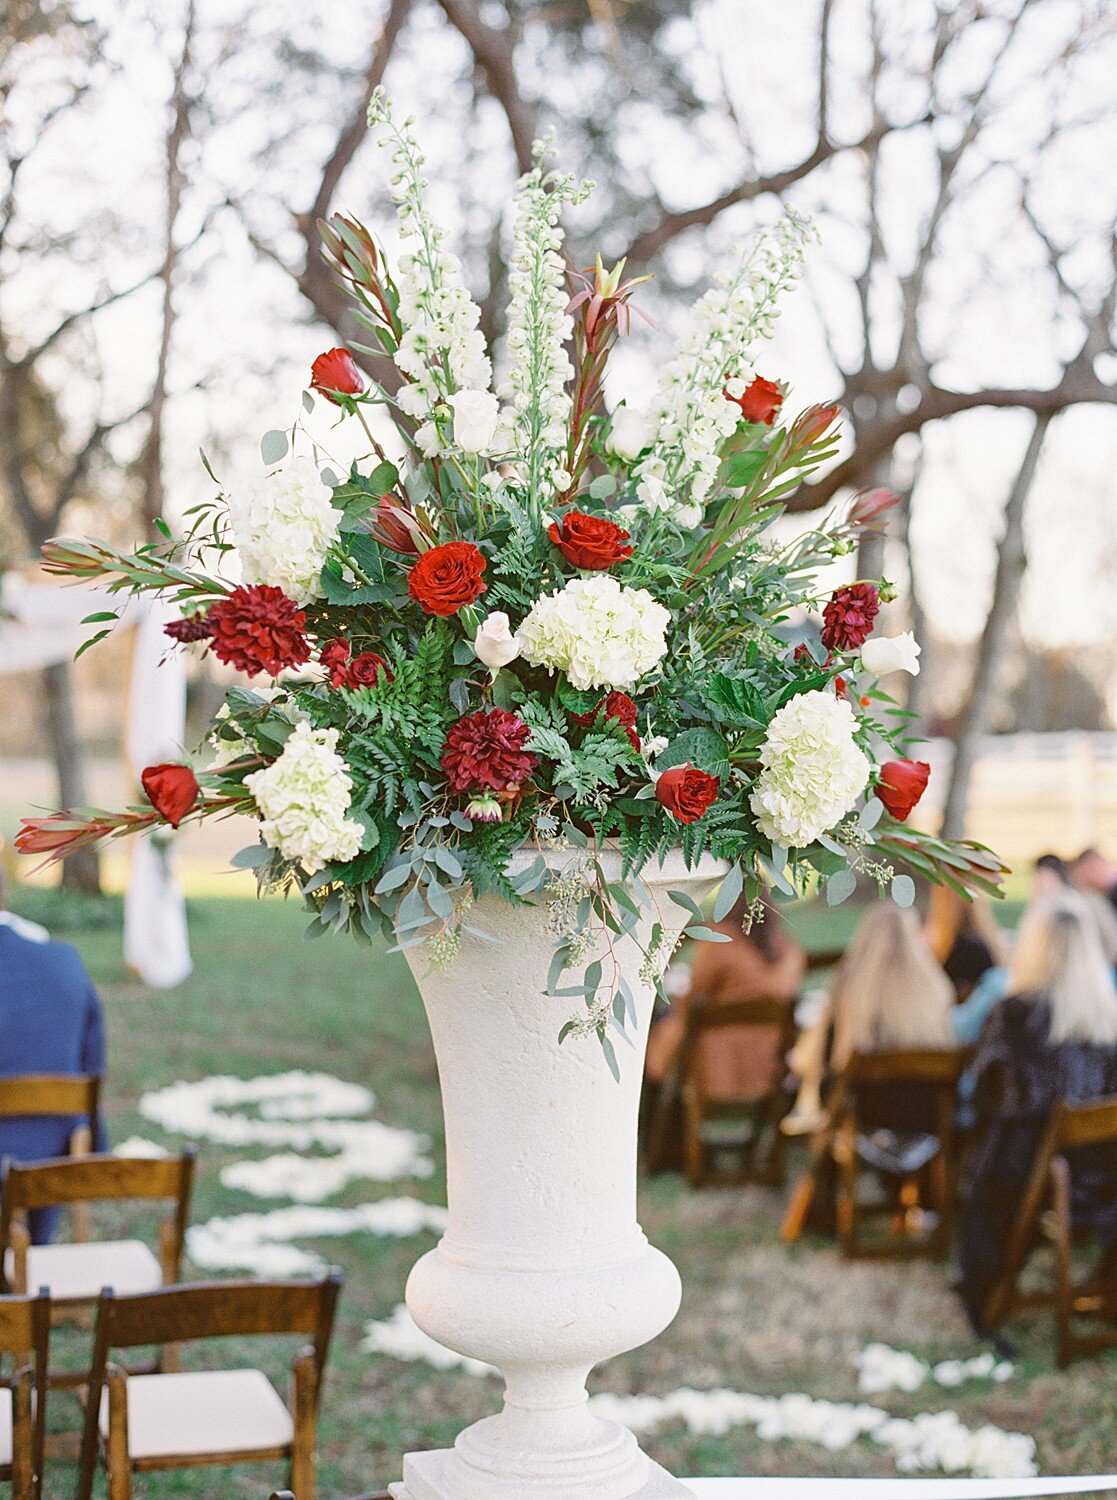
[435,0,537,173]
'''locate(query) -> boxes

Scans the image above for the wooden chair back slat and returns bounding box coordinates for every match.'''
[0,1150,194,1211]
[0,1075,100,1120]
[844,1049,969,1087]
[0,1291,51,1496]
[685,996,794,1032]
[1054,1097,1117,1150]
[0,1291,50,1362]
[93,1276,341,1352]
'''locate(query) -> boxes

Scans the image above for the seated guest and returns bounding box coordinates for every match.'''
[926,885,1006,998]
[957,893,1117,1334]
[787,901,955,1133]
[1074,847,1117,918]
[0,869,107,1243]
[645,890,806,1101]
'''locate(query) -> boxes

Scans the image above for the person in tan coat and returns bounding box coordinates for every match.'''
[645,891,806,1099]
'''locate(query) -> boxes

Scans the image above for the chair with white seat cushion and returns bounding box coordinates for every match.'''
[0,1291,49,1500]
[0,1153,195,1397]
[79,1274,341,1500]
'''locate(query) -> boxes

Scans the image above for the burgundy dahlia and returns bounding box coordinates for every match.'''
[164,613,213,644]
[820,582,880,653]
[206,584,312,678]
[441,708,538,796]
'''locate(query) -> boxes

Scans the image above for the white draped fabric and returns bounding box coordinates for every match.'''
[1,576,192,988]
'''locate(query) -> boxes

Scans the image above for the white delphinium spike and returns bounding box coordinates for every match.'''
[635,211,816,526]
[367,90,492,432]
[498,134,593,508]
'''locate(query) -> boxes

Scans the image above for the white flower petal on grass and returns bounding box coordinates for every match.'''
[587,1386,1036,1479]
[113,1137,170,1159]
[856,1342,1015,1397]
[518,575,669,692]
[245,722,364,874]
[750,690,870,847]
[187,1201,448,1277]
[361,1305,496,1376]
[861,631,921,677]
[224,456,339,604]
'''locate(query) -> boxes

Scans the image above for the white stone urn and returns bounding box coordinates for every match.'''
[392,847,725,1500]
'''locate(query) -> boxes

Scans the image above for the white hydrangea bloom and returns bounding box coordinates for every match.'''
[749,690,870,847]
[367,91,491,425]
[245,722,364,874]
[518,574,669,691]
[498,137,592,506]
[635,213,814,526]
[224,457,339,604]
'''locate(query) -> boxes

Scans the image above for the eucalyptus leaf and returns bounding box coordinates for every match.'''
[891,874,916,908]
[826,869,858,906]
[260,429,288,465]
[712,863,744,922]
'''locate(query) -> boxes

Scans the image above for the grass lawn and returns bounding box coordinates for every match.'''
[8,889,1115,1499]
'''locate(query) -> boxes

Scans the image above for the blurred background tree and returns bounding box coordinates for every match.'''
[2,0,1115,870]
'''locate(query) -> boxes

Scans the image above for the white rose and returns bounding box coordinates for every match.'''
[607,405,653,461]
[448,389,500,454]
[860,631,921,677]
[473,611,520,671]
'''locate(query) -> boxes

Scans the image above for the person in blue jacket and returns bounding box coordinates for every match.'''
[0,869,107,1242]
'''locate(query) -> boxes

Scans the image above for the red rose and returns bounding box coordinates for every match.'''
[310,347,364,404]
[572,691,640,750]
[164,613,212,644]
[349,651,389,687]
[726,375,783,426]
[141,763,199,828]
[408,541,487,617]
[655,763,720,824]
[206,585,312,677]
[441,708,538,795]
[319,638,353,687]
[876,759,931,822]
[820,582,880,652]
[548,510,633,571]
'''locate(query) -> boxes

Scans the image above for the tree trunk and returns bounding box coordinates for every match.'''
[41,659,101,893]
[939,414,1050,839]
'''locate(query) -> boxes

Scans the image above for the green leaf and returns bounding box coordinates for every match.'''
[826,869,858,906]
[686,925,732,943]
[230,844,273,870]
[600,1033,620,1082]
[891,874,916,907]
[657,727,731,776]
[667,888,704,920]
[260,429,288,465]
[712,863,744,922]
[859,798,884,832]
[588,474,617,499]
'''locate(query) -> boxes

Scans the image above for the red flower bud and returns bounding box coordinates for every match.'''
[876,759,931,822]
[849,488,900,526]
[141,763,199,828]
[655,763,720,824]
[310,347,364,404]
[571,692,640,750]
[790,402,841,447]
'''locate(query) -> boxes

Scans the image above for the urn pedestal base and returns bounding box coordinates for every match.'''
[390,1449,692,1500]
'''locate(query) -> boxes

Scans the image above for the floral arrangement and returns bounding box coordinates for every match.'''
[19,96,1004,1071]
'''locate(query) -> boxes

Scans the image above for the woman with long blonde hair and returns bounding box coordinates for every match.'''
[925,884,1007,996]
[788,901,955,1129]
[958,892,1117,1334]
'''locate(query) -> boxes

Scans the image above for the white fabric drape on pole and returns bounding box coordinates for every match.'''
[123,597,193,988]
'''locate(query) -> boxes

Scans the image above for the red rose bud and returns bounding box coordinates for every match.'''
[876,759,931,822]
[441,708,538,795]
[408,541,487,617]
[310,347,364,404]
[820,582,880,652]
[572,692,640,749]
[725,375,784,426]
[141,763,200,828]
[164,613,212,644]
[655,763,720,824]
[849,487,900,526]
[207,585,312,677]
[548,510,633,571]
[349,651,390,687]
[319,638,352,687]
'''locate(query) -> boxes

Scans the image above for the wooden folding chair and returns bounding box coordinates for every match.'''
[0,1154,195,1387]
[270,1491,393,1499]
[79,1274,342,1500]
[669,996,799,1188]
[983,1096,1117,1367]
[0,1076,101,1240]
[0,1293,49,1500]
[782,1049,968,1260]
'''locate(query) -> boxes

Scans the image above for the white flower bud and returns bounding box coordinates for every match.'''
[447,389,501,454]
[860,632,921,677]
[473,611,521,672]
[607,405,654,461]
